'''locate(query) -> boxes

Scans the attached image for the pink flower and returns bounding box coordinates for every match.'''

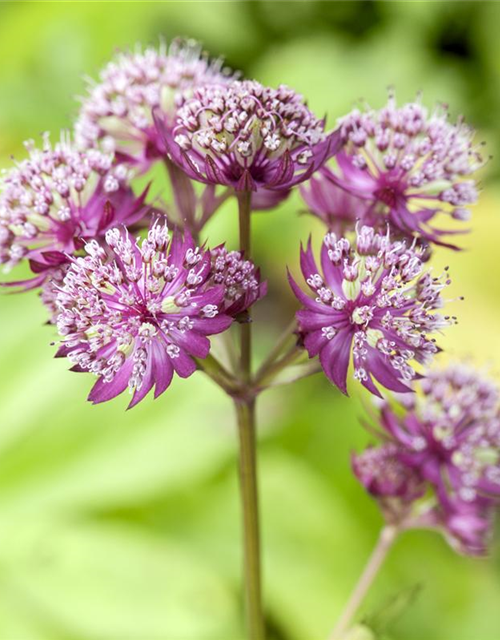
[354,364,500,555]
[330,92,484,248]
[75,39,235,172]
[55,218,233,408]
[157,80,338,192]
[289,225,452,396]
[0,133,150,288]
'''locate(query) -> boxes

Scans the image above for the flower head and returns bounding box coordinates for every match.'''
[352,443,425,503]
[55,218,233,408]
[300,166,370,234]
[75,39,234,171]
[332,92,484,248]
[0,133,149,283]
[159,80,335,192]
[289,225,453,396]
[354,364,500,555]
[208,245,267,316]
[380,364,500,508]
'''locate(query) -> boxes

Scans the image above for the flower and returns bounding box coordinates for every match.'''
[352,443,425,502]
[75,39,234,171]
[331,92,484,248]
[300,166,370,233]
[289,225,453,396]
[55,218,233,408]
[157,80,337,192]
[353,364,500,555]
[0,133,150,287]
[208,245,267,316]
[380,364,500,509]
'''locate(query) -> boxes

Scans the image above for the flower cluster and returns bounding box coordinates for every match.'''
[0,133,149,287]
[289,224,452,396]
[353,364,500,555]
[320,93,483,248]
[76,39,234,171]
[159,80,334,192]
[55,218,237,408]
[208,245,267,316]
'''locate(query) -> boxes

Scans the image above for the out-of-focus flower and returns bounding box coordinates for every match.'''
[331,92,484,248]
[300,166,370,233]
[289,225,452,396]
[439,500,494,556]
[157,80,338,192]
[75,39,234,171]
[209,245,267,316]
[0,133,150,287]
[352,443,425,502]
[354,364,500,556]
[55,218,232,408]
[380,364,500,508]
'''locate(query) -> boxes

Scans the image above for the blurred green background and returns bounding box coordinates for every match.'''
[0,2,499,639]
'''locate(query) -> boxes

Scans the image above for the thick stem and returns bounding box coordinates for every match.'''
[330,525,398,640]
[235,399,265,640]
[238,191,253,383]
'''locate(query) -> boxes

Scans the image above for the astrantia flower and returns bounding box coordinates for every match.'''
[0,133,149,286]
[158,80,336,192]
[353,364,500,555]
[208,245,267,316]
[55,218,233,408]
[331,92,484,248]
[75,39,234,170]
[352,443,425,502]
[300,166,370,234]
[380,364,500,508]
[289,225,452,396]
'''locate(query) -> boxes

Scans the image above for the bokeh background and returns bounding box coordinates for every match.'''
[0,2,499,639]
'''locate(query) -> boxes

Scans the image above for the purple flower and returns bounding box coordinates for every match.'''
[289,225,452,396]
[379,364,500,509]
[55,218,233,408]
[75,39,234,172]
[300,166,370,234]
[354,364,500,555]
[157,80,337,192]
[331,92,484,248]
[352,443,425,502]
[208,246,267,316]
[0,134,150,286]
[439,500,494,556]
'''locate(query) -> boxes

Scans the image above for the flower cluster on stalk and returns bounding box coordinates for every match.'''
[76,39,234,171]
[289,224,452,396]
[353,364,500,555]
[55,218,244,407]
[302,92,484,249]
[158,79,335,192]
[0,133,149,292]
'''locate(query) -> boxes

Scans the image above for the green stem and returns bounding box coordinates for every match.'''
[330,526,398,640]
[235,190,265,640]
[238,191,253,383]
[235,398,265,640]
[255,318,298,381]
